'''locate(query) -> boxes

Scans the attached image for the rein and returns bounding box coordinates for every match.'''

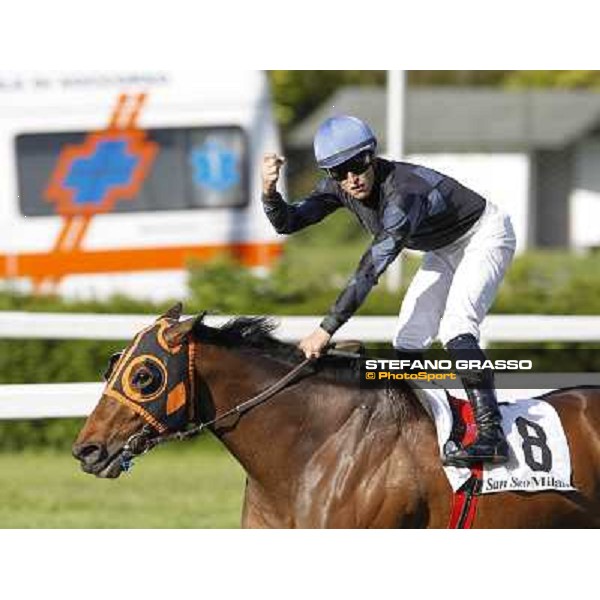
[121,355,316,468]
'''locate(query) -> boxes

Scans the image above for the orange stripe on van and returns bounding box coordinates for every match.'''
[0,242,283,280]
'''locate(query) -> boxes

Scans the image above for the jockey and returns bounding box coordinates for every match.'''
[261,115,516,467]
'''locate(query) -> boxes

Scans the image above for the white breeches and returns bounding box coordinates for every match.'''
[393,202,516,350]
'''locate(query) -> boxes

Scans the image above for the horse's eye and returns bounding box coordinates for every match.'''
[130,361,164,396]
[132,370,152,387]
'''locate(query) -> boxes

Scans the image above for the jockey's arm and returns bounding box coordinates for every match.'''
[262,180,342,234]
[320,193,426,335]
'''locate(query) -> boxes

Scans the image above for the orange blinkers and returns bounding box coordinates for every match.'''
[103,318,196,434]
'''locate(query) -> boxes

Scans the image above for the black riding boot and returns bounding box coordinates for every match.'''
[443,335,509,467]
[394,349,424,371]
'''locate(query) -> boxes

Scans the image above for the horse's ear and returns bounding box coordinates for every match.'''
[160,302,183,322]
[164,313,205,347]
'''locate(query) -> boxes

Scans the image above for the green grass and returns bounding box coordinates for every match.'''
[0,435,246,528]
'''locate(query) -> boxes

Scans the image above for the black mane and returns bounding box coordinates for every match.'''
[192,316,361,382]
[194,316,300,360]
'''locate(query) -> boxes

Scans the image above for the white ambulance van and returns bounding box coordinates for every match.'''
[0,70,284,301]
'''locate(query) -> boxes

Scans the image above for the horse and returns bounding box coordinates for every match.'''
[73,304,600,528]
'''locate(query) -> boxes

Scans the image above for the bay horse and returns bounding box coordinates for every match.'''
[73,305,600,528]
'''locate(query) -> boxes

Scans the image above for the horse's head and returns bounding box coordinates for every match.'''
[72,303,200,478]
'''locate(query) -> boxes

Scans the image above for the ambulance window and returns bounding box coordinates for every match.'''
[187,129,247,209]
[15,126,248,216]
[16,132,86,217]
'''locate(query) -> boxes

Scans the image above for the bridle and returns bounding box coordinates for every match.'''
[120,351,317,471]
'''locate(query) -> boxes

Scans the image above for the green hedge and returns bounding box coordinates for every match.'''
[493,251,600,314]
[0,249,599,451]
[0,418,86,452]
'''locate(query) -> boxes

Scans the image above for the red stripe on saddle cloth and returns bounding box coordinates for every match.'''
[447,396,483,529]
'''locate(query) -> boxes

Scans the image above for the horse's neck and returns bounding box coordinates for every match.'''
[196,346,363,489]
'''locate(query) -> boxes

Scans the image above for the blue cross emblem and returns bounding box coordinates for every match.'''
[64,140,139,205]
[190,141,240,192]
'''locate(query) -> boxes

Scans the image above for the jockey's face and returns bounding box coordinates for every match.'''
[329,152,376,201]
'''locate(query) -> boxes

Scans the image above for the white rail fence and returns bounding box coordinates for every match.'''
[2,312,600,343]
[1,312,599,419]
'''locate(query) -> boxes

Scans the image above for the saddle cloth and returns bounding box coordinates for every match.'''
[414,385,577,495]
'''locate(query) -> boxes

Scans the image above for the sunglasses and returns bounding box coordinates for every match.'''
[327,153,373,182]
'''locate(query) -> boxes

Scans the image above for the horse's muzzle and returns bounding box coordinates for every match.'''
[72,441,106,466]
[72,442,122,478]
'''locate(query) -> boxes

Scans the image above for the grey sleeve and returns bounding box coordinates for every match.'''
[320,193,427,335]
[262,181,342,234]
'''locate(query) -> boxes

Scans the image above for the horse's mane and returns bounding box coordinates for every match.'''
[191,315,422,423]
[192,316,362,383]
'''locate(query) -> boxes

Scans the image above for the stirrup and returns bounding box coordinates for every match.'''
[443,439,509,467]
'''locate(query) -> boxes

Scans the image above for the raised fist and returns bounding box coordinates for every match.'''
[262,153,285,197]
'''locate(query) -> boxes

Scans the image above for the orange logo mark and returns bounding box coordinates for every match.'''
[36,93,158,293]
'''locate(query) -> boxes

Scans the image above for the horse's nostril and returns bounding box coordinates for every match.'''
[73,442,107,465]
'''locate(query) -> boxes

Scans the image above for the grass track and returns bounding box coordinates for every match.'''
[0,436,245,528]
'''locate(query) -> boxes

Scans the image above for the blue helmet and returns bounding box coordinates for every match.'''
[313,115,377,169]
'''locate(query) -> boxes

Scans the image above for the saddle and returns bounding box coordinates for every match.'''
[326,340,365,357]
[413,384,576,496]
